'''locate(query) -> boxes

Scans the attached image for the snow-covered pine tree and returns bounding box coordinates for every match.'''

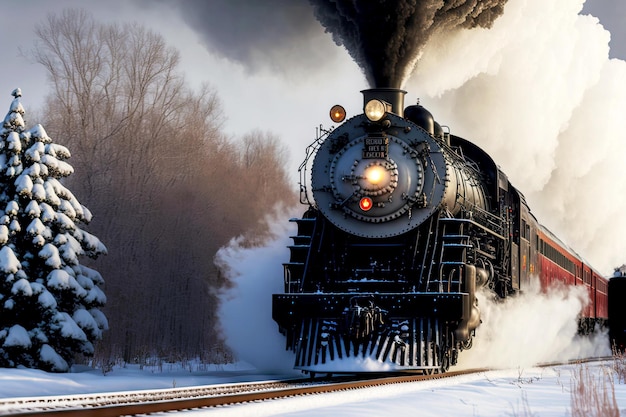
[0,89,108,372]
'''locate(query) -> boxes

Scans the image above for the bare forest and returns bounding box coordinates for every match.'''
[29,9,296,364]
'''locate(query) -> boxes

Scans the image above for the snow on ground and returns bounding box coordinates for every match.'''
[0,360,625,416]
[185,362,625,417]
[0,362,285,398]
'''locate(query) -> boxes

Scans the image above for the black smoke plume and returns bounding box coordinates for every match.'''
[141,0,507,86]
[309,0,509,88]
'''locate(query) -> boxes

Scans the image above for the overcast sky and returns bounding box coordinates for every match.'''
[1,1,622,138]
[1,0,625,272]
[0,0,622,161]
[582,0,626,59]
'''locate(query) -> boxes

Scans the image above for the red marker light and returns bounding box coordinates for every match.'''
[359,197,373,211]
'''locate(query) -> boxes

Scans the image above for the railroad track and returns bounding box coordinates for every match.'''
[0,369,484,416]
[2,357,611,416]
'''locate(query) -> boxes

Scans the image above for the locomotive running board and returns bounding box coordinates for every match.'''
[272,293,470,324]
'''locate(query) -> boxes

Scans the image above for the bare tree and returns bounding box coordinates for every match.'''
[30,9,296,363]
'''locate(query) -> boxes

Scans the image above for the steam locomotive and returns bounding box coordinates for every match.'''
[272,88,611,374]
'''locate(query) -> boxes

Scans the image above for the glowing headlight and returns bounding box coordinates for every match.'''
[364,165,386,185]
[364,99,387,122]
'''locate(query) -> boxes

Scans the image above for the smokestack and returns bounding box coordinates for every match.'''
[361,88,406,117]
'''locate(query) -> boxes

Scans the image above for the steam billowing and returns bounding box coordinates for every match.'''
[214,210,300,374]
[409,0,626,273]
[309,0,508,88]
[457,281,610,369]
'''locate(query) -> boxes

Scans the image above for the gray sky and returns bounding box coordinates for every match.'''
[0,0,621,148]
[0,0,622,136]
[582,0,626,59]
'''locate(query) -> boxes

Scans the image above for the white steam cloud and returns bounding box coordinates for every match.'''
[458,279,610,369]
[214,208,299,374]
[409,0,626,273]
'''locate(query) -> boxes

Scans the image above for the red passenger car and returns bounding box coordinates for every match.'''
[535,227,608,333]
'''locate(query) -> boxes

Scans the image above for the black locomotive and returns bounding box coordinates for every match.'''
[272,88,609,374]
[609,266,626,351]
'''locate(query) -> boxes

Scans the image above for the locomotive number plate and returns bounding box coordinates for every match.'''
[363,136,389,159]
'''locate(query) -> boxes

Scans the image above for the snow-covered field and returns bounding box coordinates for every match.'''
[0,360,624,416]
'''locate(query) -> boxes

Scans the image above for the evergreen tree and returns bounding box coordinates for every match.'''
[0,89,107,372]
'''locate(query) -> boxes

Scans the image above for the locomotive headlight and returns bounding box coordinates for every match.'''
[364,99,387,122]
[364,165,386,185]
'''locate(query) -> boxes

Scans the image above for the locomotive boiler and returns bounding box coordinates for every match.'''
[272,88,608,374]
